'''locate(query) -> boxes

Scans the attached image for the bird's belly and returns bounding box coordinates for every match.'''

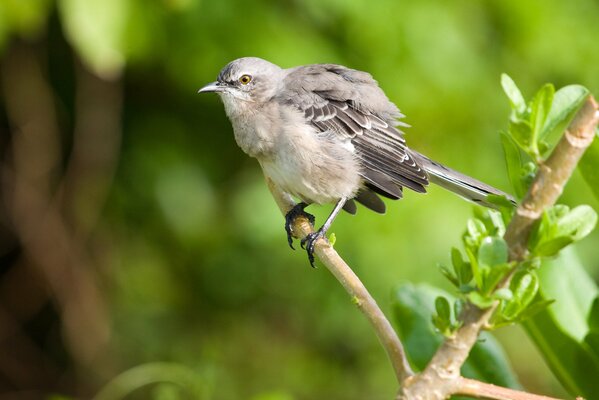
[259,132,362,204]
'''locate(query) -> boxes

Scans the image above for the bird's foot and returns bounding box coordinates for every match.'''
[300,229,326,268]
[284,202,315,250]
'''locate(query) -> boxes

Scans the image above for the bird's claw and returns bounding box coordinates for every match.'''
[300,230,325,268]
[284,203,315,250]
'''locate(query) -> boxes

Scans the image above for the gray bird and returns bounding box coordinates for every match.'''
[199,57,514,266]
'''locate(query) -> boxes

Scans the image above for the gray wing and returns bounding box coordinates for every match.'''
[277,64,429,213]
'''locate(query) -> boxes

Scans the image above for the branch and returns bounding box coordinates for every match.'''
[399,95,599,400]
[265,178,414,383]
[458,378,567,400]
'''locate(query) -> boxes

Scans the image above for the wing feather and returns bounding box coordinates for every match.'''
[277,64,429,203]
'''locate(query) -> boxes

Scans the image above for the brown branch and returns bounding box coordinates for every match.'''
[457,377,566,400]
[265,177,415,383]
[398,96,599,400]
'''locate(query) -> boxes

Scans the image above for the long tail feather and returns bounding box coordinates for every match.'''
[410,150,516,209]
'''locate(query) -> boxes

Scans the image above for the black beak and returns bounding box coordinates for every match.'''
[198,81,225,93]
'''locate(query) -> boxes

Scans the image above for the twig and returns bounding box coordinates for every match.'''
[398,96,599,399]
[265,177,415,383]
[458,377,566,400]
[504,96,599,259]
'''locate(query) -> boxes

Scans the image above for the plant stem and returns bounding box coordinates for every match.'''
[398,96,598,400]
[458,377,566,400]
[265,177,414,383]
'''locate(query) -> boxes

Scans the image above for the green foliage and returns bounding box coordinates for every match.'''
[431,295,462,336]
[528,205,598,257]
[434,76,599,398]
[393,283,521,389]
[435,75,598,397]
[500,74,592,199]
[501,74,589,161]
[523,251,599,397]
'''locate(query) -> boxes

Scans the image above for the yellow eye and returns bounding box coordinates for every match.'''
[239,74,252,85]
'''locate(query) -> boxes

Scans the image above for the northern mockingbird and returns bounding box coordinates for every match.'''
[199,57,514,266]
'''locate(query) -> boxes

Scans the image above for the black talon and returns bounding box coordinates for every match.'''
[284,202,315,250]
[300,230,325,268]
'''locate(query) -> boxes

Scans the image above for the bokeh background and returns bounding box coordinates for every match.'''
[1,0,598,399]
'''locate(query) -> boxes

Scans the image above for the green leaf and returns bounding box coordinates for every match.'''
[508,118,533,151]
[579,131,599,200]
[528,205,596,257]
[557,205,597,241]
[533,236,573,257]
[493,288,513,301]
[523,250,599,397]
[452,247,473,285]
[541,85,589,142]
[465,218,487,245]
[504,272,539,319]
[530,84,555,157]
[480,263,512,295]
[438,264,459,287]
[500,132,526,199]
[435,296,451,321]
[478,236,508,267]
[465,247,482,289]
[501,74,526,114]
[515,298,554,321]
[393,283,521,388]
[467,291,495,309]
[432,296,453,335]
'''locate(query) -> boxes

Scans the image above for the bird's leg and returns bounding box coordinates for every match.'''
[301,197,347,268]
[284,202,315,250]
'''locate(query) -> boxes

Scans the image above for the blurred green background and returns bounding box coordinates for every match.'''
[0,0,598,399]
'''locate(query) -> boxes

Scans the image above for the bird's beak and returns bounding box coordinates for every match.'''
[198,81,225,93]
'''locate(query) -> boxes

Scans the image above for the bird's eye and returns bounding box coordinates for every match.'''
[239,74,252,85]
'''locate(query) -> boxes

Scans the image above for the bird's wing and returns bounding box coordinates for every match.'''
[278,64,429,202]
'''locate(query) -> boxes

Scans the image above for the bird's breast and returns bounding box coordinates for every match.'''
[222,96,277,158]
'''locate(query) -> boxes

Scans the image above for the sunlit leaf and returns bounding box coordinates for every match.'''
[557,205,597,241]
[467,291,495,309]
[478,236,508,267]
[500,132,526,199]
[530,84,555,156]
[541,85,589,142]
[501,73,526,114]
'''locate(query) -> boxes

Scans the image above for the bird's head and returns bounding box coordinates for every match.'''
[198,57,283,104]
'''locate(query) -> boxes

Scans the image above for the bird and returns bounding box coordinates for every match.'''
[198,57,514,267]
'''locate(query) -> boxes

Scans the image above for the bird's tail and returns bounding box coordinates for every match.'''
[410,150,516,209]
